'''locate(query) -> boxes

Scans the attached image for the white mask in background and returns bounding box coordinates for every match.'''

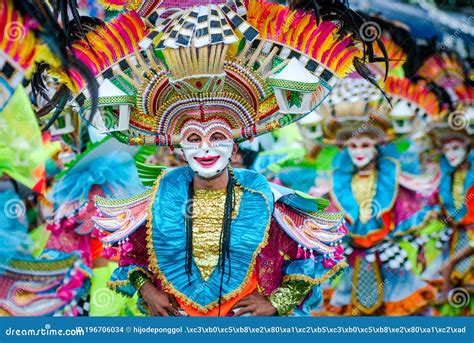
[180,123,235,179]
[443,139,468,168]
[346,136,377,168]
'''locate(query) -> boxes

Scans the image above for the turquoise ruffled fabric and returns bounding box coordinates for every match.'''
[150,167,273,309]
[0,190,30,275]
[277,167,318,193]
[438,150,474,223]
[53,150,144,208]
[332,146,398,237]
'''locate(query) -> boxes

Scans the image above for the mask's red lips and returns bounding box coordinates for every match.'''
[194,155,220,168]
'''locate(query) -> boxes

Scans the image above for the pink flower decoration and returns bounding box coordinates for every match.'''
[121,241,133,254]
[92,228,105,239]
[102,247,117,258]
[56,286,73,301]
[63,217,76,230]
[46,222,61,234]
[68,272,85,289]
[322,258,336,268]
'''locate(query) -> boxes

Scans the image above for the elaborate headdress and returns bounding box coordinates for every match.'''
[414,49,467,90]
[428,109,473,148]
[384,76,450,119]
[453,83,474,106]
[63,0,384,147]
[321,15,417,144]
[321,75,391,145]
[428,80,474,143]
[0,0,101,134]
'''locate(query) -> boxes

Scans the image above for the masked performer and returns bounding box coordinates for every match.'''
[403,44,473,315]
[427,95,473,315]
[48,0,392,316]
[321,76,445,316]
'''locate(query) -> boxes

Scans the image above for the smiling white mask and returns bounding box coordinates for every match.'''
[180,122,235,179]
[181,141,234,179]
[443,139,468,168]
[346,136,377,168]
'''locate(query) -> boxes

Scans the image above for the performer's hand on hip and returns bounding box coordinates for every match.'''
[140,282,181,316]
[232,292,277,316]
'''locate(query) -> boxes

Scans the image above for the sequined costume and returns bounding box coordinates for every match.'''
[41,0,392,315]
[400,44,474,315]
[316,73,446,315]
[423,69,474,315]
[437,152,474,290]
[92,167,346,316]
[326,146,438,315]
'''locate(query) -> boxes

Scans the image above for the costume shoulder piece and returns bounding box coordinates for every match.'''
[0,190,91,316]
[92,189,153,246]
[271,183,346,260]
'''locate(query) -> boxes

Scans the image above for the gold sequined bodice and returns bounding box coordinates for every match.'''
[351,170,378,223]
[453,169,467,210]
[192,187,242,281]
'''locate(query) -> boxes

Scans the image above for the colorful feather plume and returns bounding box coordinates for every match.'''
[98,0,128,11]
[246,0,362,78]
[0,0,42,73]
[67,11,148,90]
[415,50,466,89]
[371,34,406,76]
[385,76,449,118]
[454,83,474,105]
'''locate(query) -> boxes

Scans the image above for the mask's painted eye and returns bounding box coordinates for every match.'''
[187,133,202,143]
[361,142,371,148]
[348,142,357,149]
[210,132,227,142]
